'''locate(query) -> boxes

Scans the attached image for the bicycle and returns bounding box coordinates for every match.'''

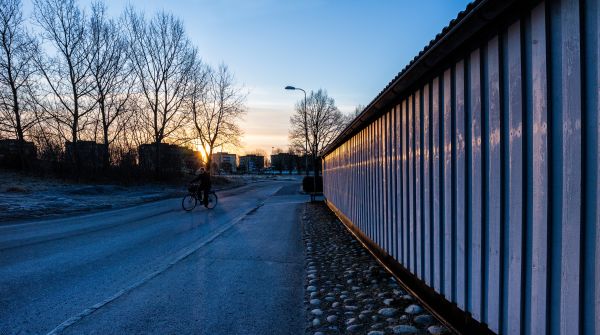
[182,185,218,211]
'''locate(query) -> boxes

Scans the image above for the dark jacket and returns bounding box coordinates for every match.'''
[191,172,211,190]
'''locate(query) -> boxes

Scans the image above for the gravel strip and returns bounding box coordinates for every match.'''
[302,202,450,335]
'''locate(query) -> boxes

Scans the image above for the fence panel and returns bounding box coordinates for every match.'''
[322,1,599,333]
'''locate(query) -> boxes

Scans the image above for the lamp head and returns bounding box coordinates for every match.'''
[285,86,296,90]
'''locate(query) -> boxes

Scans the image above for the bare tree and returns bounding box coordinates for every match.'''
[0,0,39,166]
[88,1,132,169]
[125,9,197,177]
[289,89,344,177]
[191,64,246,175]
[352,104,365,118]
[34,0,96,168]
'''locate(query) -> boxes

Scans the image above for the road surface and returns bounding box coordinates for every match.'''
[0,180,305,335]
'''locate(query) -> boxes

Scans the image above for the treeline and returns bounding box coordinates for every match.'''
[0,0,246,179]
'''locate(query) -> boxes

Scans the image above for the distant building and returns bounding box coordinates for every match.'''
[139,143,202,175]
[0,139,36,168]
[270,152,298,173]
[239,154,264,173]
[211,152,237,173]
[65,141,106,170]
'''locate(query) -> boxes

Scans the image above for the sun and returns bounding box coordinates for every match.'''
[193,140,210,162]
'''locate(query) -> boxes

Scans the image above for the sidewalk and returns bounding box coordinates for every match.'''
[301,202,449,335]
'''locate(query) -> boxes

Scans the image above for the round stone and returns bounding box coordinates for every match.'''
[326,315,338,323]
[346,324,363,333]
[325,296,336,302]
[345,305,359,311]
[311,309,323,316]
[371,322,385,329]
[367,331,385,335]
[378,292,393,299]
[310,299,321,305]
[405,304,423,314]
[427,325,448,335]
[383,298,394,305]
[310,292,318,298]
[392,325,418,334]
[307,286,317,292]
[346,318,357,325]
[312,318,321,326]
[332,302,340,308]
[378,307,398,317]
[414,314,434,326]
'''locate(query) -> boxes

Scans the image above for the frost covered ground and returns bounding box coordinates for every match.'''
[0,171,300,223]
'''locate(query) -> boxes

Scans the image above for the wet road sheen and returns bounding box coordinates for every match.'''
[0,180,305,335]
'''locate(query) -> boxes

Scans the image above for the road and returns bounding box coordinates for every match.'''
[0,180,305,335]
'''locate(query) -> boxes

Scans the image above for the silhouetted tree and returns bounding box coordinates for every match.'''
[88,1,132,170]
[34,0,96,169]
[191,64,246,175]
[0,0,39,167]
[352,104,365,118]
[289,89,344,177]
[125,9,197,177]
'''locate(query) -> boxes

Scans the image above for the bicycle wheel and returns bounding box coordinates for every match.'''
[182,194,197,211]
[205,192,218,209]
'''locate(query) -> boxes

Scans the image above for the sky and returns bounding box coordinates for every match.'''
[24,0,472,156]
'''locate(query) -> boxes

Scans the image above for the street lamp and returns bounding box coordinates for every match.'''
[285,86,308,176]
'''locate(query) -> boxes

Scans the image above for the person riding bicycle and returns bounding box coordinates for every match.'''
[190,167,211,207]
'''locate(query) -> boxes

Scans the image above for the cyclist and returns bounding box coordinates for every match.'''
[190,167,212,207]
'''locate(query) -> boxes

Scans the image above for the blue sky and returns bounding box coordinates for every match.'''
[24,0,472,154]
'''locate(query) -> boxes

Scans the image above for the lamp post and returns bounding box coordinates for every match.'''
[286,85,318,199]
[285,86,308,176]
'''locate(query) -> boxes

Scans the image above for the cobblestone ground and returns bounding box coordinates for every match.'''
[302,202,450,335]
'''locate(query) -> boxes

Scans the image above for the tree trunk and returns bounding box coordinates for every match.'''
[154,139,161,179]
[7,60,26,170]
[100,100,110,171]
[12,87,26,170]
[102,128,110,171]
[206,145,214,176]
[71,118,79,175]
[312,152,318,192]
[206,156,212,176]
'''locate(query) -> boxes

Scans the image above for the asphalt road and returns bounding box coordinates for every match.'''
[0,180,305,335]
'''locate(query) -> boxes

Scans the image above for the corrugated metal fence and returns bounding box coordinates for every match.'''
[322,0,599,334]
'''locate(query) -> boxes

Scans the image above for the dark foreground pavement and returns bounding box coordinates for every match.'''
[0,181,305,335]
